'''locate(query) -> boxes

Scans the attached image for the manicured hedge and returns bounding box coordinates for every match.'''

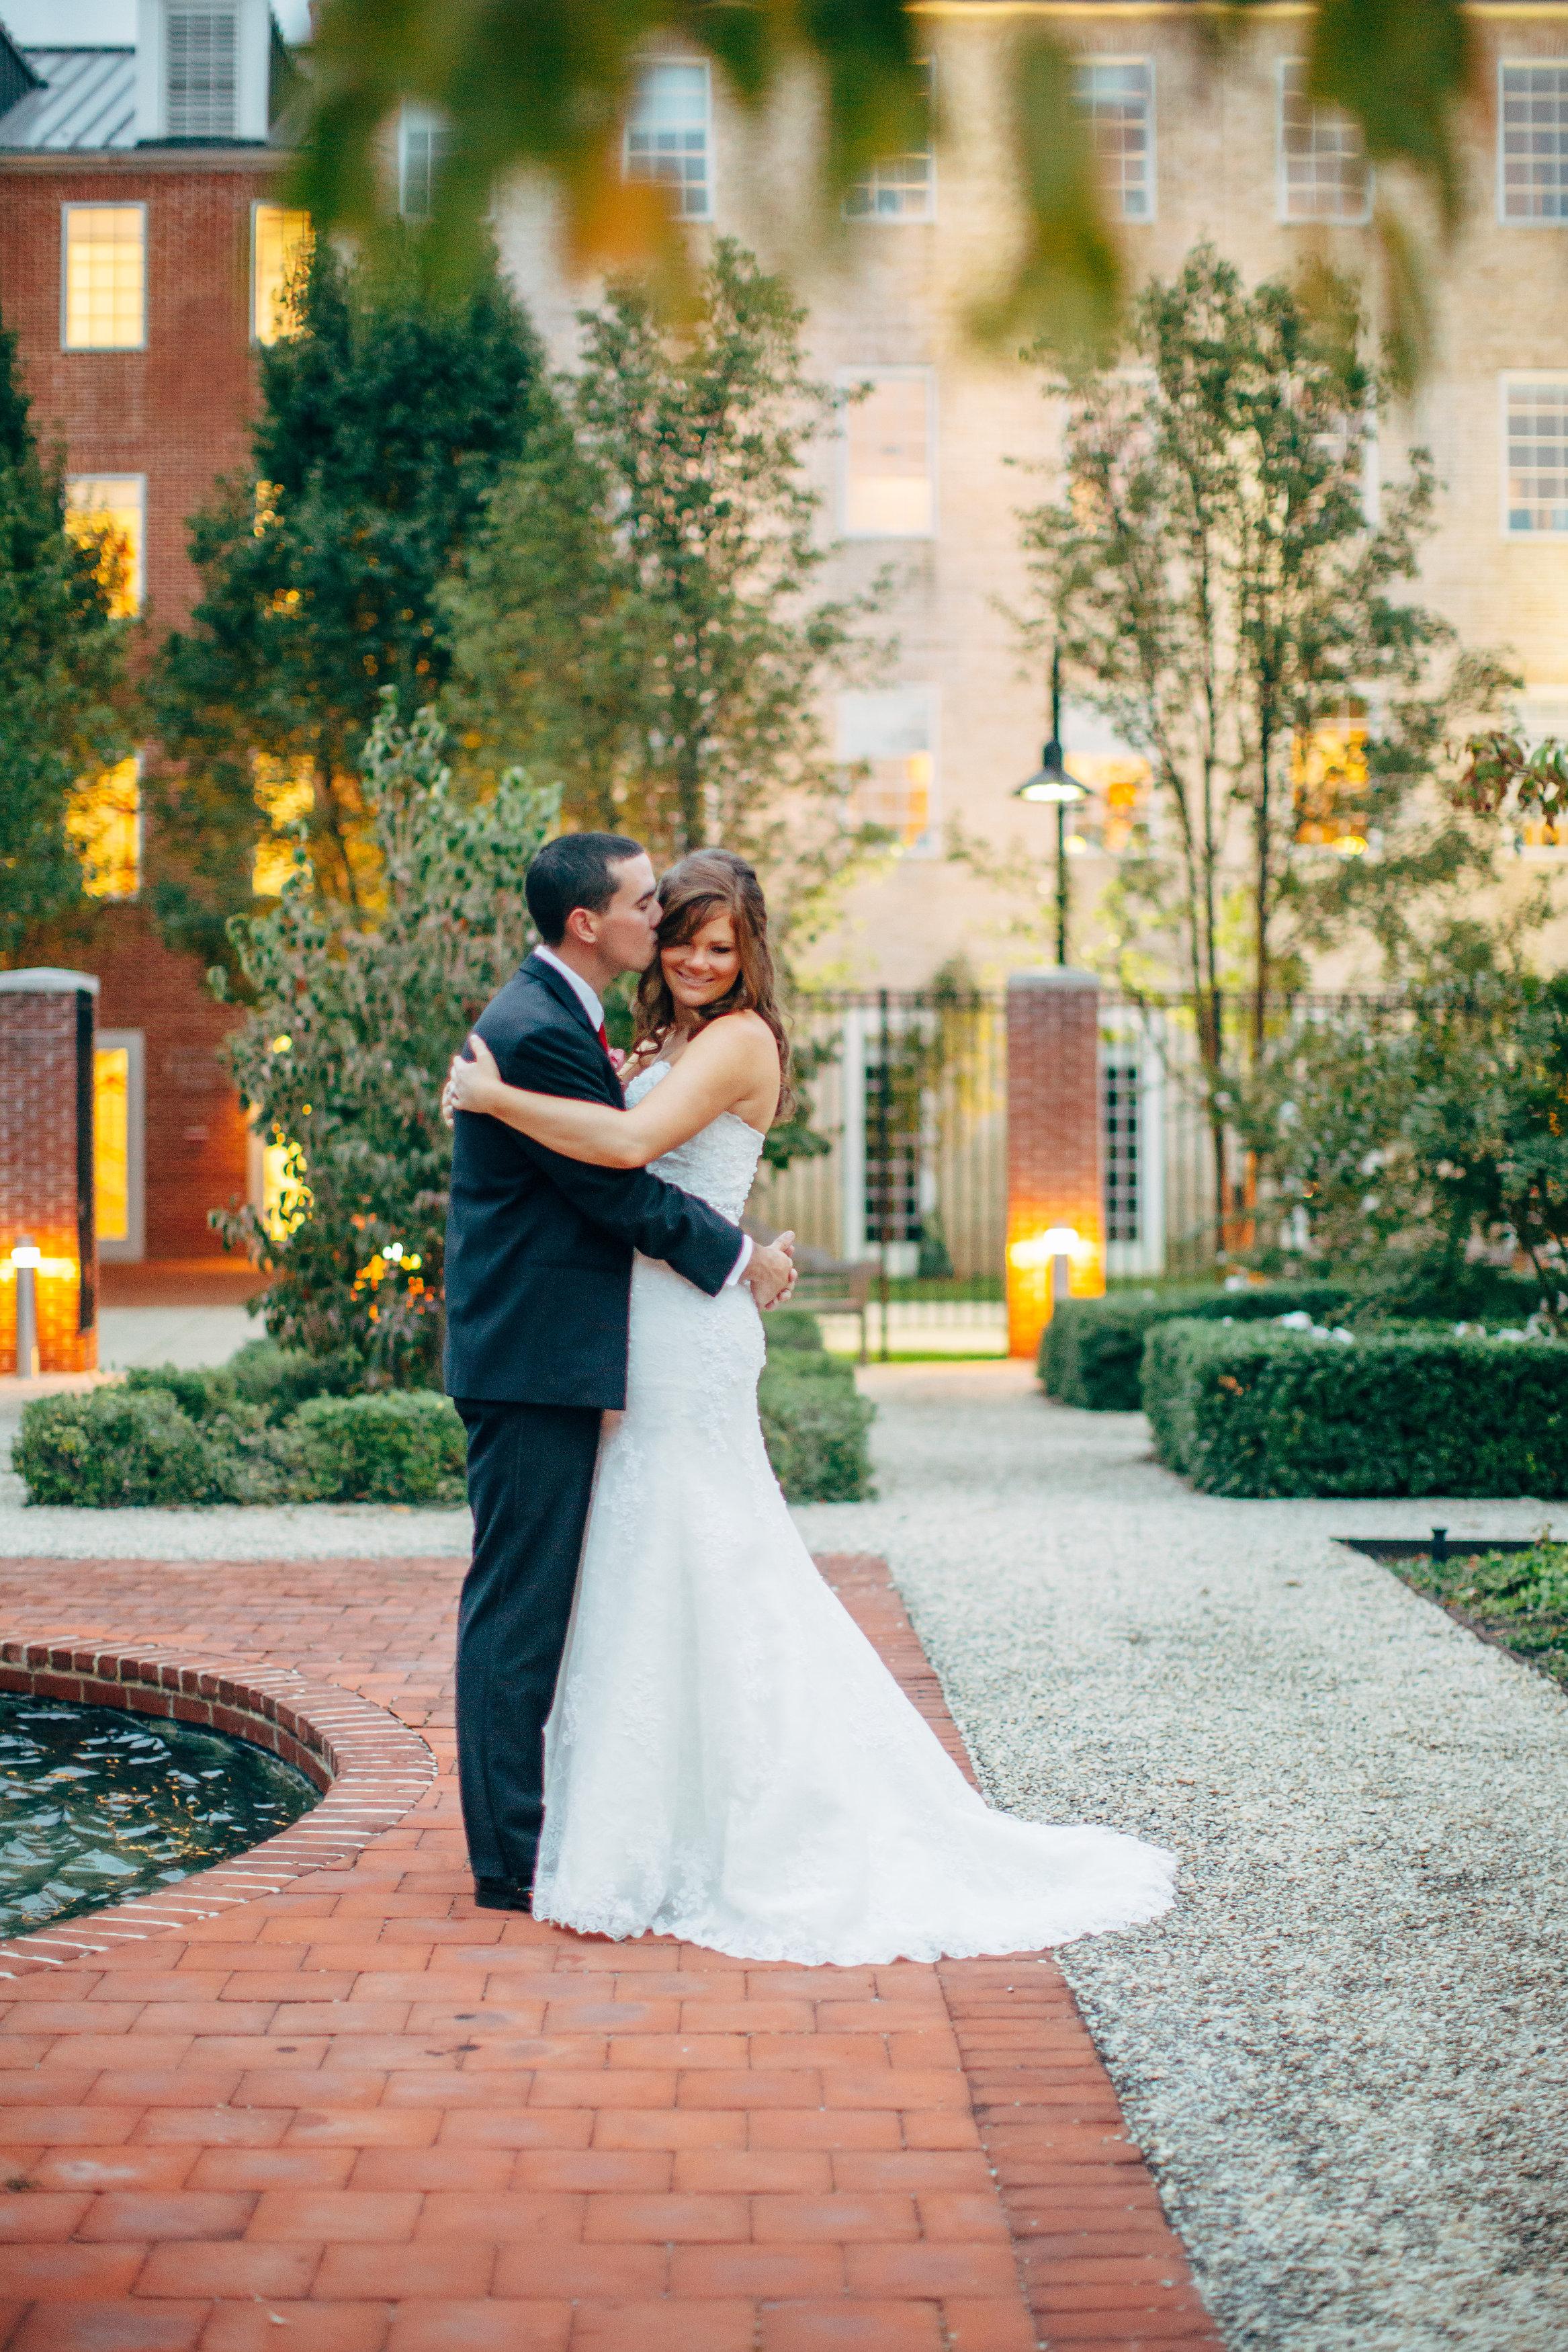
[1039,1282,1355,1412]
[294,1391,466,1505]
[1143,1317,1568,1498]
[16,1327,875,1509]
[759,1345,874,1503]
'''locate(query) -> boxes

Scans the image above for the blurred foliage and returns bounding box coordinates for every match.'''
[212,695,556,1386]
[298,0,1479,370]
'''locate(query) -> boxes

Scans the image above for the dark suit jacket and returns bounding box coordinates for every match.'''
[442,952,745,1409]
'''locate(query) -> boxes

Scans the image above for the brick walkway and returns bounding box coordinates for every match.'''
[0,1550,1218,2352]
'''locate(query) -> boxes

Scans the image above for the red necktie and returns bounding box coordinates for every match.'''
[597,1022,611,1054]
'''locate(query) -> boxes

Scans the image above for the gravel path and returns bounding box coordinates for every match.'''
[795,1361,1568,2352]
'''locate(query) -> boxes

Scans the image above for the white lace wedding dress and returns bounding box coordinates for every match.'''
[531,1064,1178,1964]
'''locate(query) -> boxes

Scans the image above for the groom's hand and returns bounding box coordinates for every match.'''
[743,1232,797,1310]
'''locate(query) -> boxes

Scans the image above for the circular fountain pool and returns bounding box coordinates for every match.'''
[0,1693,319,1941]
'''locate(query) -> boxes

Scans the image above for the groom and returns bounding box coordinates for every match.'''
[443,833,797,1912]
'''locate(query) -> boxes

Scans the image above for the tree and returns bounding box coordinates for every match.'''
[443,239,885,925]
[299,0,1473,376]
[213,696,556,1387]
[0,315,130,957]
[1012,245,1508,1233]
[153,233,540,954]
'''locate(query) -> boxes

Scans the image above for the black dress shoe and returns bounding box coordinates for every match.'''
[474,1876,533,1913]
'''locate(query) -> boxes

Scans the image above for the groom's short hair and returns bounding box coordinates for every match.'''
[526,833,645,944]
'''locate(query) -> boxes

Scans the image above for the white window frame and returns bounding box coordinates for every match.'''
[1497,58,1568,226]
[622,58,714,223]
[397,101,453,220]
[1076,56,1157,225]
[1275,58,1372,228]
[1500,371,1568,537]
[844,59,935,224]
[836,365,937,541]
[96,1028,146,1263]
[60,201,147,353]
[65,473,146,616]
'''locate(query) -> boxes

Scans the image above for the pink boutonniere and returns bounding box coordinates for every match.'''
[606,1045,627,1072]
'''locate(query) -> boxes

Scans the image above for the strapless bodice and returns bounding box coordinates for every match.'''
[624,1059,765,1224]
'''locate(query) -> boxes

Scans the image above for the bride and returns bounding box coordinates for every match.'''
[443,847,1176,1965]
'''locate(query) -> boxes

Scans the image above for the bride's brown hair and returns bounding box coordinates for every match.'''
[632,850,794,1121]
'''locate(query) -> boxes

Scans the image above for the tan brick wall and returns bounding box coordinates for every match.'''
[0,980,98,1374]
[1005,969,1104,1359]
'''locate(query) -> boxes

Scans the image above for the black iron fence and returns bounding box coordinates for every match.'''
[754,984,1402,1351]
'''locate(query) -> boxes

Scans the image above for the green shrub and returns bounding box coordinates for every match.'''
[1395,1542,1568,1690]
[125,1343,361,1425]
[1143,1316,1568,1498]
[763,1308,825,1353]
[16,1388,230,1507]
[293,1390,466,1505]
[1040,1280,1354,1411]
[758,1350,874,1503]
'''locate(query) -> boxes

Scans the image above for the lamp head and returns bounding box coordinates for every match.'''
[1015,740,1086,806]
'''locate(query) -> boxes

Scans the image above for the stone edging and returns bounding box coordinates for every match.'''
[0,1634,436,1978]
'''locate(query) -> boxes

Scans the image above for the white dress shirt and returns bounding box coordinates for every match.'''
[533,945,752,1287]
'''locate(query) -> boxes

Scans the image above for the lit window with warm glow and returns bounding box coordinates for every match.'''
[252,754,314,894]
[64,474,144,616]
[68,757,142,898]
[62,204,146,349]
[841,371,934,538]
[1293,716,1370,854]
[837,686,937,851]
[252,203,311,344]
[94,1046,130,1244]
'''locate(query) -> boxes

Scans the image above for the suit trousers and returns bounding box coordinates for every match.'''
[454,1398,603,1886]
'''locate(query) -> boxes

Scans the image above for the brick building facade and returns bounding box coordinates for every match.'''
[0,0,290,1266]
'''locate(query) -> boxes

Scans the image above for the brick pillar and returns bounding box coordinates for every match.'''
[1006,969,1104,1360]
[0,970,99,1375]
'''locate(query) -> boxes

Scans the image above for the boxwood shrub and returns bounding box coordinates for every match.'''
[1039,1281,1355,1412]
[15,1327,875,1509]
[1143,1316,1568,1498]
[759,1346,874,1503]
[293,1391,466,1505]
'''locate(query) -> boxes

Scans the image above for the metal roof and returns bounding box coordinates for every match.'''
[0,46,136,150]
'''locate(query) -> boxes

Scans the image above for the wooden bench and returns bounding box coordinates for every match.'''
[789,1261,874,1363]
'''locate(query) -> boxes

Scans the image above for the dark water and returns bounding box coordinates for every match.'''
[0,1694,319,1941]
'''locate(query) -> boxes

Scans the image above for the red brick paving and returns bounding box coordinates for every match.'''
[0,1551,1218,2351]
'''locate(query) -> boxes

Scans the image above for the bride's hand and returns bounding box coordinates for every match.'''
[443,1032,503,1125]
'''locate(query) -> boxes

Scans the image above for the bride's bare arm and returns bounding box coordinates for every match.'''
[443,1018,777,1167]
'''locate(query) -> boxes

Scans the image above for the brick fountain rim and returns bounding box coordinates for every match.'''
[0,1634,437,1978]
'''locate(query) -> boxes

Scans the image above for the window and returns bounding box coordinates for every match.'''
[623,61,711,220]
[845,62,934,221]
[398,104,453,220]
[840,370,934,537]
[1103,1060,1142,1244]
[1076,60,1155,222]
[1500,62,1568,222]
[1277,60,1370,224]
[95,1030,145,1261]
[167,5,236,139]
[1504,376,1568,534]
[252,755,314,895]
[837,685,937,851]
[1293,713,1370,855]
[64,475,145,617]
[252,202,311,343]
[61,204,146,350]
[67,757,142,900]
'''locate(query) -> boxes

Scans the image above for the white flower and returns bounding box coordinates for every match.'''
[1358,1149,1385,1175]
[1276,1310,1314,1330]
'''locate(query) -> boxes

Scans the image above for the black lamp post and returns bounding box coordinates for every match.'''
[1013,648,1086,967]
